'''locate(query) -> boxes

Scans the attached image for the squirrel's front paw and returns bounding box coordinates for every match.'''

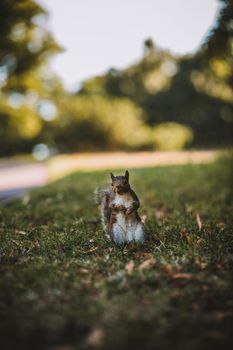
[126,207,134,215]
[110,204,125,212]
[116,204,126,212]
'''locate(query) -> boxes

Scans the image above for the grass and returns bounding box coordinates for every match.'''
[0,158,232,350]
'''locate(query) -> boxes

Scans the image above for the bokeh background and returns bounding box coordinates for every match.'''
[0,3,233,348]
[0,0,232,161]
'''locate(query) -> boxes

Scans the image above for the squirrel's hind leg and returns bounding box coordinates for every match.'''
[112,224,126,245]
[126,224,134,243]
[134,222,145,243]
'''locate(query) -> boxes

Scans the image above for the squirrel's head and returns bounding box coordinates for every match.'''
[110,170,130,195]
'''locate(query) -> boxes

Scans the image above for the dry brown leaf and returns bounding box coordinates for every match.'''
[141,215,147,224]
[154,208,167,220]
[125,260,135,275]
[195,257,207,269]
[143,252,154,259]
[18,231,27,236]
[86,328,105,347]
[160,264,175,275]
[169,290,181,300]
[180,228,188,238]
[135,252,153,260]
[171,272,192,280]
[216,222,226,231]
[139,258,156,271]
[191,303,200,312]
[11,239,20,246]
[196,213,202,231]
[212,311,232,321]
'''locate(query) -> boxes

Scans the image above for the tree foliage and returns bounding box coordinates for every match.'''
[0,0,62,156]
[77,1,233,148]
[0,0,61,88]
[0,0,232,156]
[51,95,151,151]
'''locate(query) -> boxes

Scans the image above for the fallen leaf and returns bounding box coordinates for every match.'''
[139,258,156,271]
[201,284,210,292]
[18,231,27,236]
[154,208,167,220]
[212,311,232,321]
[141,215,147,224]
[171,272,192,280]
[191,303,200,312]
[160,264,175,275]
[195,257,207,269]
[180,228,188,238]
[135,252,153,260]
[169,290,181,300]
[86,328,105,346]
[196,238,204,245]
[196,213,202,231]
[125,260,134,275]
[216,222,226,232]
[11,239,20,246]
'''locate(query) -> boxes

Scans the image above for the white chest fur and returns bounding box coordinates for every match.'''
[111,193,133,209]
[110,192,145,244]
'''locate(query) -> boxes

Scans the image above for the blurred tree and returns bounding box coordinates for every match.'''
[144,38,156,55]
[51,95,151,152]
[1,0,232,155]
[202,0,233,60]
[0,0,62,156]
[199,0,232,93]
[144,55,233,147]
[152,122,193,151]
[78,0,232,148]
[0,0,61,90]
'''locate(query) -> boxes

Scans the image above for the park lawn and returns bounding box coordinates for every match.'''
[0,159,232,350]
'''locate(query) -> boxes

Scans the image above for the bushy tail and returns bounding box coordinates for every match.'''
[94,188,111,239]
[95,188,108,205]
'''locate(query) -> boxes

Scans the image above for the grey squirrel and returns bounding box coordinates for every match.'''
[96,170,145,244]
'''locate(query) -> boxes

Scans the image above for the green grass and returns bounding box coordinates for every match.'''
[0,159,233,350]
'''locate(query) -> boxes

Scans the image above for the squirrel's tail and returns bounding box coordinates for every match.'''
[94,188,111,239]
[95,188,108,205]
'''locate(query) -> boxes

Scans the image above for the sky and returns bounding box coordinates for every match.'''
[37,0,220,90]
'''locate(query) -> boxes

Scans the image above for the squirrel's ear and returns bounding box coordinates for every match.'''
[110,172,115,181]
[125,170,129,181]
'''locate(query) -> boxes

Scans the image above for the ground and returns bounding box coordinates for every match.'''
[0,158,232,350]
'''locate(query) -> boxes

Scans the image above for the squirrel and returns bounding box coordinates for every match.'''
[95,170,145,244]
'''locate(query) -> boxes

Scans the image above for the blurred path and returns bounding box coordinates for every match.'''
[0,150,225,202]
[0,162,49,202]
[49,150,221,180]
